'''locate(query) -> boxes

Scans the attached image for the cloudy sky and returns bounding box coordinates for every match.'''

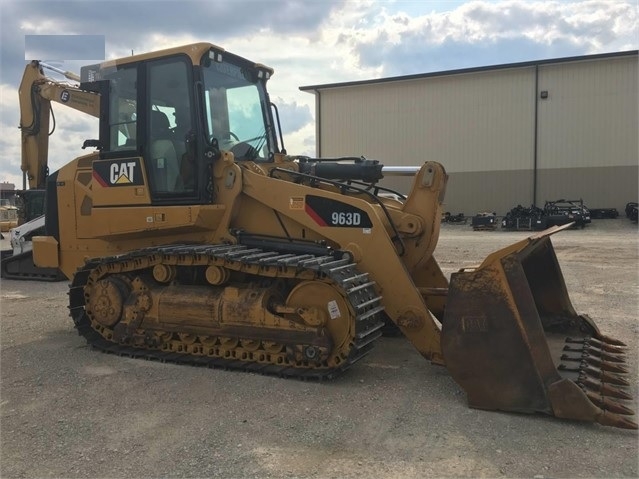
[0,0,636,187]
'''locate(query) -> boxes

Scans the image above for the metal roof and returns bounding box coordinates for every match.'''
[299,50,638,92]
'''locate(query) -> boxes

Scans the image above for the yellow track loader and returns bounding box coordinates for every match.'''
[19,43,636,429]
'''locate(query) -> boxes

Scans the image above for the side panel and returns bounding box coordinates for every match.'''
[35,155,242,279]
[88,205,227,238]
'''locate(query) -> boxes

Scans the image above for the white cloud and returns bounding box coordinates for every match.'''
[282,122,316,158]
[339,1,637,76]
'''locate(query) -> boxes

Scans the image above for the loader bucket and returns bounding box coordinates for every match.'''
[441,224,637,429]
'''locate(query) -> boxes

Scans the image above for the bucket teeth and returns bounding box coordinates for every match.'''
[557,354,630,386]
[585,391,636,416]
[599,371,631,387]
[597,334,628,348]
[560,353,629,374]
[601,384,633,401]
[581,378,633,400]
[598,361,629,375]
[580,365,630,386]
[597,412,639,430]
[589,348,626,364]
[566,336,627,353]
[593,340,627,354]
[563,344,626,363]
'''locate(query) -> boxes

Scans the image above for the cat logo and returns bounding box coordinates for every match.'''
[110,162,136,184]
[92,158,144,188]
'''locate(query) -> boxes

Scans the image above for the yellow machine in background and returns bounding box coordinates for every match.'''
[19,43,635,429]
[0,205,18,232]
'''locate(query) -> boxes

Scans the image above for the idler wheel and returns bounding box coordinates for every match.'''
[86,276,131,327]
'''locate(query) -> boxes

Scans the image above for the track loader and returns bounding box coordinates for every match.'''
[19,43,636,429]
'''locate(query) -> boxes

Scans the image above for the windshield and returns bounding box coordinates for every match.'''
[201,53,275,161]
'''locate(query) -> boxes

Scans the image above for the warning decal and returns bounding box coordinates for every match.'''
[289,196,305,210]
[327,300,341,320]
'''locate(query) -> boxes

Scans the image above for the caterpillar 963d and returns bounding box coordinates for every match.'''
[19,43,636,429]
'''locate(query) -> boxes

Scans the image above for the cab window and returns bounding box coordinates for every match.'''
[146,57,195,197]
[106,67,137,150]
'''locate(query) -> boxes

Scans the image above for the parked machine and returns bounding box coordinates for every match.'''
[501,204,546,231]
[626,202,638,222]
[1,213,65,280]
[18,43,635,429]
[15,188,46,225]
[1,189,65,280]
[544,198,591,228]
[0,204,18,232]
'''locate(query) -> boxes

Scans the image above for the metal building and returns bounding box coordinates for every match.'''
[300,51,638,215]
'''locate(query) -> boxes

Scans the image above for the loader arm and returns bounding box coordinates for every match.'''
[240,162,449,364]
[19,60,100,189]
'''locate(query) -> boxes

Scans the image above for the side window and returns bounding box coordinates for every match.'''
[227,86,262,140]
[147,58,194,196]
[107,67,137,151]
[203,79,268,161]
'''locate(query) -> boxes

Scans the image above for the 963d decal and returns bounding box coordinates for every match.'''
[93,158,144,187]
[305,195,372,228]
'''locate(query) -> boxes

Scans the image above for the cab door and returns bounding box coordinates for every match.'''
[92,55,201,208]
[85,55,213,239]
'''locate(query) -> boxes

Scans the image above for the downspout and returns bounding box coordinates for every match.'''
[533,64,539,207]
[314,89,322,158]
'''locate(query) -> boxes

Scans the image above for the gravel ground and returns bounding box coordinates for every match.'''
[1,219,637,478]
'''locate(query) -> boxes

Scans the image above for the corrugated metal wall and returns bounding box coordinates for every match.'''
[535,56,638,208]
[538,57,637,170]
[311,53,638,214]
[320,68,535,173]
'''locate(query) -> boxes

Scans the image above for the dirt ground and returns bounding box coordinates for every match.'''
[1,219,637,478]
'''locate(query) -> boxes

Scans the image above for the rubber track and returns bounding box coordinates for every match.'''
[1,250,65,281]
[68,244,385,380]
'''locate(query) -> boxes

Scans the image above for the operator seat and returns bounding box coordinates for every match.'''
[149,110,182,192]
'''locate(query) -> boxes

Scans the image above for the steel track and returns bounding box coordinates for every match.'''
[69,244,385,380]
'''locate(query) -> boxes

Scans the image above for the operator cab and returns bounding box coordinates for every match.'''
[81,45,279,206]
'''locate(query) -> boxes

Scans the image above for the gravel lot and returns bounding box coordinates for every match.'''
[1,219,637,478]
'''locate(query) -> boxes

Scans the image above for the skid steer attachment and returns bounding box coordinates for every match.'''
[442,223,637,429]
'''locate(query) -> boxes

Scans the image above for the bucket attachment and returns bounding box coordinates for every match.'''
[441,224,637,429]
